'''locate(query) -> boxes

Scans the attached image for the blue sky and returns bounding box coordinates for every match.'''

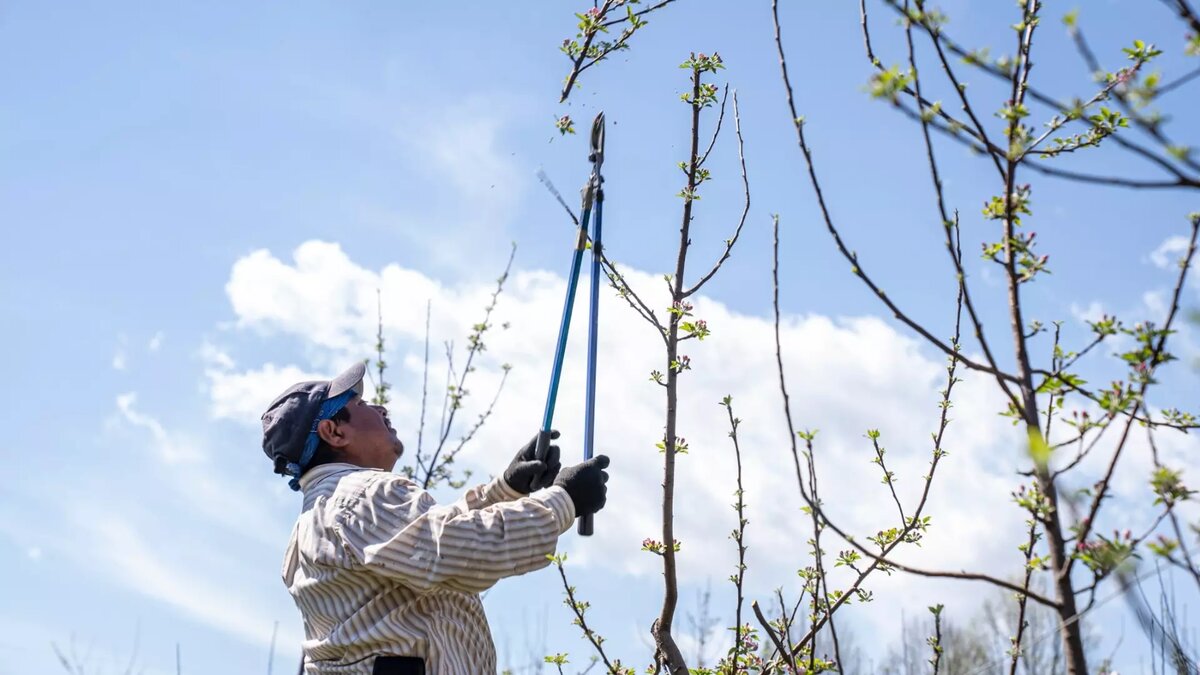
[3,1,1199,673]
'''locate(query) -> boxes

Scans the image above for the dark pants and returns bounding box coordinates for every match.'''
[372,656,425,675]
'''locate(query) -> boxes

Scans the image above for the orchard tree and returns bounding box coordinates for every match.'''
[540,1,1200,674]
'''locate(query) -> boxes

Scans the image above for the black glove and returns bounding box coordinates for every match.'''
[504,430,562,494]
[554,455,609,517]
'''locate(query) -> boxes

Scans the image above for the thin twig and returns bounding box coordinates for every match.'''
[1149,425,1200,593]
[1026,162,1198,189]
[603,258,667,340]
[881,0,1200,186]
[1066,20,1200,173]
[909,0,1008,180]
[422,245,517,489]
[1009,519,1039,675]
[426,367,510,487]
[773,591,798,671]
[698,85,729,168]
[553,557,624,674]
[1070,217,1199,564]
[901,3,1019,407]
[534,168,667,338]
[416,301,432,464]
[684,91,751,299]
[930,607,943,675]
[805,441,844,672]
[752,601,797,675]
[777,0,1021,386]
[537,168,581,227]
[870,433,906,523]
[600,0,681,27]
[1158,64,1200,97]
[1158,0,1200,42]
[560,0,618,103]
[723,397,749,674]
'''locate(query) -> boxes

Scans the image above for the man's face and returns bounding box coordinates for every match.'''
[324,395,405,471]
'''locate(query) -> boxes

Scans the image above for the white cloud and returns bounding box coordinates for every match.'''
[388,98,527,271]
[114,393,202,463]
[62,507,296,650]
[203,240,1200,659]
[1143,289,1168,317]
[199,340,236,370]
[148,331,165,351]
[1070,300,1108,325]
[401,99,524,220]
[206,361,321,424]
[112,333,130,370]
[111,389,295,547]
[1149,235,1191,271]
[212,242,1070,593]
[26,547,41,561]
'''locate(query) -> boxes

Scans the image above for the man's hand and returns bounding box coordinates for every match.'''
[504,430,562,494]
[554,455,609,517]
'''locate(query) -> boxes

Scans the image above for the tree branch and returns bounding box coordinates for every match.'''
[1070,216,1199,567]
[902,3,1020,406]
[722,396,749,674]
[560,1,619,103]
[752,601,797,675]
[684,91,751,299]
[776,0,1022,386]
[697,85,728,168]
[552,556,626,675]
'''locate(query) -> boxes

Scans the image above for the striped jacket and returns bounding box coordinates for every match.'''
[283,463,576,674]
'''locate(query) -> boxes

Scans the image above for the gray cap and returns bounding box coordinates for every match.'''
[260,362,366,470]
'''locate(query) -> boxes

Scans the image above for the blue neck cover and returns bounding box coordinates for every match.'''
[287,390,356,491]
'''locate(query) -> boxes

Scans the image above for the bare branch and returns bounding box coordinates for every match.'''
[1148,425,1200,593]
[684,91,751,299]
[1158,0,1200,39]
[537,168,581,227]
[722,396,750,674]
[1070,216,1199,566]
[427,367,510,487]
[534,168,666,338]
[752,601,797,675]
[600,0,681,28]
[422,244,517,490]
[552,556,627,674]
[881,0,1200,186]
[1009,520,1039,675]
[1158,64,1200,97]
[416,301,432,462]
[870,433,906,523]
[603,257,667,340]
[698,85,728,168]
[1066,19,1200,174]
[907,1,1008,180]
[775,0,1021,386]
[902,3,1020,407]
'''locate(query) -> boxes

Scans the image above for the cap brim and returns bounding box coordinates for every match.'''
[329,362,366,398]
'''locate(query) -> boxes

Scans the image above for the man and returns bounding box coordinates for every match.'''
[261,362,610,675]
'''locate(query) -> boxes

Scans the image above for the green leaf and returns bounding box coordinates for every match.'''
[1028,428,1052,471]
[868,64,913,103]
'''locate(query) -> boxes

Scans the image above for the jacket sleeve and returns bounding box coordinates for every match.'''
[336,474,576,594]
[466,475,527,508]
